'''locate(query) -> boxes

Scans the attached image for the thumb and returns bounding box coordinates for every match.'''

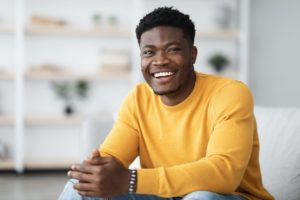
[84,148,102,163]
[88,148,100,159]
[90,148,100,158]
[84,149,109,165]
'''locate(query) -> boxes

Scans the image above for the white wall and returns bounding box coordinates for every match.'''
[249,0,300,107]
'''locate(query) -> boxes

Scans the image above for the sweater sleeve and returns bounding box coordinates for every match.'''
[99,89,139,168]
[136,82,255,197]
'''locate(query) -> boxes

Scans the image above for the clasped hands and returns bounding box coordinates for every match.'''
[68,149,131,198]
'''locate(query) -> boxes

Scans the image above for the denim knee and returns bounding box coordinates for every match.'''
[182,191,220,200]
[58,179,107,200]
[182,191,244,200]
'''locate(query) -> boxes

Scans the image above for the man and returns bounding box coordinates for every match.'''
[59,7,273,200]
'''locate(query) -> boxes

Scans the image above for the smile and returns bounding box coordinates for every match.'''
[153,71,175,78]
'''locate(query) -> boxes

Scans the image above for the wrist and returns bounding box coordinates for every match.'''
[129,169,137,194]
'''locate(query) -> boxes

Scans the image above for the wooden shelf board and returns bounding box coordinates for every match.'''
[196,31,240,40]
[0,71,15,80]
[0,159,14,170]
[25,71,131,81]
[0,116,15,125]
[26,25,131,37]
[24,160,79,169]
[0,25,15,34]
[25,116,82,125]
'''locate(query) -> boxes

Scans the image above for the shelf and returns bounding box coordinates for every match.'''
[0,116,14,125]
[196,31,240,40]
[0,71,15,80]
[25,71,131,81]
[0,159,14,170]
[0,25,14,34]
[24,159,79,169]
[25,25,131,38]
[25,116,82,125]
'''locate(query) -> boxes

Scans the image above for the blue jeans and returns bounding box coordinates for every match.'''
[58,179,245,200]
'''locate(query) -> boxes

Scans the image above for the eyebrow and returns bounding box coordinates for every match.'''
[141,41,181,49]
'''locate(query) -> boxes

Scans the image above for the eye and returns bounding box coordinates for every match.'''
[168,47,181,53]
[142,50,154,57]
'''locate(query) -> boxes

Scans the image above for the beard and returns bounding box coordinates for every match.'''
[152,84,182,96]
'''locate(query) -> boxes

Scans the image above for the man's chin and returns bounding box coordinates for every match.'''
[153,88,178,96]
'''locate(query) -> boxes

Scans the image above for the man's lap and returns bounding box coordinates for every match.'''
[58,179,245,200]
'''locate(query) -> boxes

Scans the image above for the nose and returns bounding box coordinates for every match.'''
[152,51,170,66]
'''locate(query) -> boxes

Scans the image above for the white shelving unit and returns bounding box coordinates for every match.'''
[24,159,80,170]
[25,25,131,37]
[0,159,14,170]
[0,116,15,125]
[196,30,240,40]
[0,0,250,172]
[0,25,15,34]
[24,71,131,81]
[24,116,82,125]
[0,70,15,80]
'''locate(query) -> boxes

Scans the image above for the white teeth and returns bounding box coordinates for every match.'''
[153,71,174,78]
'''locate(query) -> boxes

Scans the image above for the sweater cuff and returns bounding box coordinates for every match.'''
[136,168,159,195]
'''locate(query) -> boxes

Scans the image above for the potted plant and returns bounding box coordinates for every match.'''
[51,80,89,116]
[92,13,102,27]
[108,15,118,26]
[75,80,89,99]
[208,53,230,73]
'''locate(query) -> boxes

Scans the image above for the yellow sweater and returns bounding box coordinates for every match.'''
[100,72,273,200]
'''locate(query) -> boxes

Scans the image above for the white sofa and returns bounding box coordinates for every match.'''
[82,106,300,200]
[254,106,300,200]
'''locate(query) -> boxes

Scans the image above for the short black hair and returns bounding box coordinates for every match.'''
[135,7,196,45]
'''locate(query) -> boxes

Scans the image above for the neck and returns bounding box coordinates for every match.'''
[161,71,196,106]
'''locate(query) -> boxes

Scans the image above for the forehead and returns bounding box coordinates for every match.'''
[140,26,186,47]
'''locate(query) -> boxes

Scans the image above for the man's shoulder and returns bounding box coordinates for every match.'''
[132,82,154,97]
[124,82,155,105]
[195,72,246,96]
[196,72,238,85]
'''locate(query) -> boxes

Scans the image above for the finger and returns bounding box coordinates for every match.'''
[68,170,94,182]
[91,148,100,158]
[73,182,95,192]
[71,164,94,173]
[78,191,98,198]
[85,156,110,165]
[84,149,101,163]
[71,163,109,174]
[86,148,100,160]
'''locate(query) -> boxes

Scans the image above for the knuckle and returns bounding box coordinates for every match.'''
[94,166,102,174]
[94,176,102,184]
[106,156,113,161]
[72,164,80,170]
[77,173,83,180]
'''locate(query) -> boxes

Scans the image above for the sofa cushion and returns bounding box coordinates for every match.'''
[254,106,300,200]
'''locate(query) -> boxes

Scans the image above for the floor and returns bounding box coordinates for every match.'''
[0,171,69,200]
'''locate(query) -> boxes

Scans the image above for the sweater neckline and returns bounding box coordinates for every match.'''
[158,71,201,112]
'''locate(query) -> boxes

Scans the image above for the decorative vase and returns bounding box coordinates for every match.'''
[0,140,8,159]
[64,103,74,116]
[214,3,234,30]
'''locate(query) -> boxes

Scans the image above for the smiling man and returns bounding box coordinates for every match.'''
[58,7,273,200]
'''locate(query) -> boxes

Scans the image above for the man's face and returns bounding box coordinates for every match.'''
[139,26,197,98]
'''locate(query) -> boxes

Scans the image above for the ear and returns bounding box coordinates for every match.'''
[191,46,198,64]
